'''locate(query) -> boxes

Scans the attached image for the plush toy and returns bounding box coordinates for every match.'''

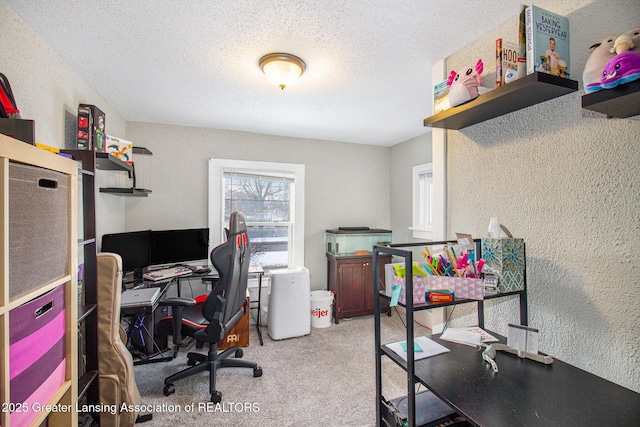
[583,27,640,92]
[591,51,640,91]
[447,59,484,107]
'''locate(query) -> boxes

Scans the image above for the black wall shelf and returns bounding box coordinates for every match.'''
[100,187,151,197]
[581,79,640,118]
[93,149,152,196]
[423,72,578,130]
[95,152,133,172]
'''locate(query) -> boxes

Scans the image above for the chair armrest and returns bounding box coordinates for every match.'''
[159,297,195,307]
[158,297,195,348]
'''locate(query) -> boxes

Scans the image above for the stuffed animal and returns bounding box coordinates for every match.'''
[583,27,640,92]
[593,51,640,91]
[447,59,484,107]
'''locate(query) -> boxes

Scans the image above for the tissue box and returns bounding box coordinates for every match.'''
[481,238,525,270]
[483,266,525,293]
[105,135,133,164]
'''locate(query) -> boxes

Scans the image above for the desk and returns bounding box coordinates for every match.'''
[381,332,640,426]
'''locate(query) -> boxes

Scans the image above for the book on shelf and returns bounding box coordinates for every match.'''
[496,38,502,87]
[525,5,570,78]
[496,38,519,87]
[518,6,527,64]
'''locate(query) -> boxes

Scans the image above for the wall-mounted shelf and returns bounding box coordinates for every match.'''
[95,147,152,196]
[100,187,152,197]
[581,79,640,118]
[95,152,133,172]
[133,146,153,155]
[423,72,578,130]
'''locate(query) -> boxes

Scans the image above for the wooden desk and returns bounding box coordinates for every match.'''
[381,332,640,426]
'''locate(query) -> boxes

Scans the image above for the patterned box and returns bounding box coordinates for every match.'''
[483,266,525,293]
[392,275,428,305]
[481,238,525,270]
[428,276,485,300]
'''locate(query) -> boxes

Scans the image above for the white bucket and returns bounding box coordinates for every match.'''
[310,290,334,328]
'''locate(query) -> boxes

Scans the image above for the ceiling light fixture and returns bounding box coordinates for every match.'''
[259,53,306,90]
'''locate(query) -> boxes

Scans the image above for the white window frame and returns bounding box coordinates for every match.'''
[208,159,305,268]
[410,163,433,239]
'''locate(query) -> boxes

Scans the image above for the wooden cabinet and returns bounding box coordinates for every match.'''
[1,134,78,426]
[327,254,391,323]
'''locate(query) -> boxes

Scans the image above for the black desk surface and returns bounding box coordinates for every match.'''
[383,332,640,426]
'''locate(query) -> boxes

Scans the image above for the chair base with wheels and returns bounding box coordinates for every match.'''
[162,301,263,403]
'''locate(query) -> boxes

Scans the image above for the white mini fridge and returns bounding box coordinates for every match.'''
[267,267,311,340]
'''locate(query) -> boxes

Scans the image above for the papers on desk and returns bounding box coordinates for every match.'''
[440,327,498,347]
[387,336,450,361]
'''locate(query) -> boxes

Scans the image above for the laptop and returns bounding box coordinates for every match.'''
[120,287,161,309]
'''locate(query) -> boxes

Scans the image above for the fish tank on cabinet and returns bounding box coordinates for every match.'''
[326,227,392,257]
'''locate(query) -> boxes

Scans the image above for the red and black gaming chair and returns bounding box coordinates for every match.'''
[160,212,262,402]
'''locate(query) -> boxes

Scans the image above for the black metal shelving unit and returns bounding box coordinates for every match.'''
[373,239,528,427]
[423,72,578,130]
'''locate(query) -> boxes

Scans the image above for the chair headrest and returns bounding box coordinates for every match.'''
[228,211,247,236]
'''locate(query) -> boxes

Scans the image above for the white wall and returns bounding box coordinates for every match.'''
[440,0,639,393]
[389,133,432,243]
[124,122,391,290]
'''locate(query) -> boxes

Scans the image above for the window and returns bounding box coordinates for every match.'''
[224,172,292,269]
[209,159,305,270]
[411,163,433,239]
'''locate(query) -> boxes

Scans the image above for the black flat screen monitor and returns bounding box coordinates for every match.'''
[150,228,209,266]
[101,230,152,274]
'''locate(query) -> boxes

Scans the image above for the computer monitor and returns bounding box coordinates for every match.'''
[150,228,209,267]
[101,230,152,275]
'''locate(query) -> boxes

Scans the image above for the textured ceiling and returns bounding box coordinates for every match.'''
[6,0,528,146]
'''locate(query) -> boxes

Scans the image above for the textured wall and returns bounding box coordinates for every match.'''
[125,122,391,290]
[445,0,640,392]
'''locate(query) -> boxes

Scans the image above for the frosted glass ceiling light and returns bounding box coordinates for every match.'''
[259,53,306,90]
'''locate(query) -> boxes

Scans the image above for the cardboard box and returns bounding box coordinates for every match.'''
[392,274,428,305]
[392,274,486,304]
[481,238,525,270]
[428,276,485,300]
[77,104,105,151]
[105,135,133,163]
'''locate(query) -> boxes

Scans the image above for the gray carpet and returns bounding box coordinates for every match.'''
[133,312,430,426]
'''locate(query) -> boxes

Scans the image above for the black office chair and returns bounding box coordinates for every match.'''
[161,212,262,402]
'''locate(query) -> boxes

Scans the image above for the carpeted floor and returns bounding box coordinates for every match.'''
[133,312,430,426]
